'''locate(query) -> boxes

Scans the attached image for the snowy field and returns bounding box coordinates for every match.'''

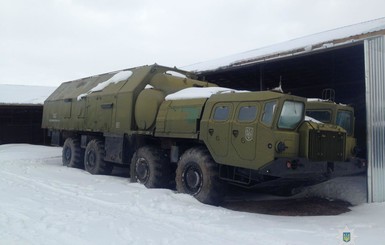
[0,144,383,245]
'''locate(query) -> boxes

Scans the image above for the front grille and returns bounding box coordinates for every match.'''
[308,130,345,161]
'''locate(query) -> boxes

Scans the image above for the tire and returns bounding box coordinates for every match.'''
[176,147,225,205]
[62,137,84,168]
[84,139,113,175]
[130,146,172,188]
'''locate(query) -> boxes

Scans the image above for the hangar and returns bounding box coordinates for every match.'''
[0,84,55,145]
[185,17,385,202]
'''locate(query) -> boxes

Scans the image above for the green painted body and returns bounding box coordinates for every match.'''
[155,98,207,139]
[42,65,216,135]
[42,64,364,192]
[305,100,357,159]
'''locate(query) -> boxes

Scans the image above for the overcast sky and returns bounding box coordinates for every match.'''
[1,0,384,87]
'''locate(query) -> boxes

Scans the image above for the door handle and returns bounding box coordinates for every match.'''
[232,130,239,137]
[209,128,214,136]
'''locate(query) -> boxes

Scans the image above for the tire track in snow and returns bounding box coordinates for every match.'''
[0,167,256,245]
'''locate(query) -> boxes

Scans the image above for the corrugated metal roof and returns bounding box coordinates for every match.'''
[185,17,385,73]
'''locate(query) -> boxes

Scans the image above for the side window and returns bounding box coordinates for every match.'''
[261,101,277,126]
[238,106,258,122]
[213,106,230,121]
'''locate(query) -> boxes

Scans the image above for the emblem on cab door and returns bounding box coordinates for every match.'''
[245,127,254,142]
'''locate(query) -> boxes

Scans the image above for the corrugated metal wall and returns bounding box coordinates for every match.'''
[365,36,385,202]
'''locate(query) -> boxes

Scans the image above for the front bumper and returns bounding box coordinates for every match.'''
[258,157,367,179]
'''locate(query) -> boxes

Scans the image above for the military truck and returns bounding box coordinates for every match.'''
[306,98,359,160]
[42,64,365,205]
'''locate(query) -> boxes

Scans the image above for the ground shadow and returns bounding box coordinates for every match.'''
[222,197,351,216]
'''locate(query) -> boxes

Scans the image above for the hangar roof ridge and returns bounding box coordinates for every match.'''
[0,84,56,105]
[184,17,385,73]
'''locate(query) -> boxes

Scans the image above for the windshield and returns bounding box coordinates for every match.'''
[305,110,331,123]
[336,110,353,135]
[278,101,304,129]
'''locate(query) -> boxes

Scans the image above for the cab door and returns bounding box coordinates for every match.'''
[229,100,277,169]
[206,103,233,157]
[230,102,259,161]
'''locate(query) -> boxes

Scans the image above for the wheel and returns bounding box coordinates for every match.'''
[176,147,225,205]
[130,146,172,188]
[84,139,113,175]
[62,137,84,168]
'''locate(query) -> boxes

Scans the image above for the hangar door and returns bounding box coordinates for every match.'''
[365,35,385,202]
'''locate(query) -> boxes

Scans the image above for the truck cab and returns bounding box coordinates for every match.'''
[200,91,305,170]
[306,99,357,158]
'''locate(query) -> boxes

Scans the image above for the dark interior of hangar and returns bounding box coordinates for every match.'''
[198,44,367,157]
[0,105,49,145]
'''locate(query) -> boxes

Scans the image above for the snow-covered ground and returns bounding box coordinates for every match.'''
[0,144,382,245]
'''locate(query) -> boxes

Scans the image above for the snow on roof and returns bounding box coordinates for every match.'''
[77,70,133,100]
[164,70,188,78]
[0,84,56,105]
[184,17,385,73]
[307,98,348,106]
[90,70,133,93]
[165,87,247,100]
[305,116,323,124]
[307,98,330,102]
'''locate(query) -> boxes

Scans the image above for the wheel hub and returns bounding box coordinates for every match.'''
[87,151,96,169]
[64,147,71,161]
[136,158,149,183]
[184,164,202,194]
